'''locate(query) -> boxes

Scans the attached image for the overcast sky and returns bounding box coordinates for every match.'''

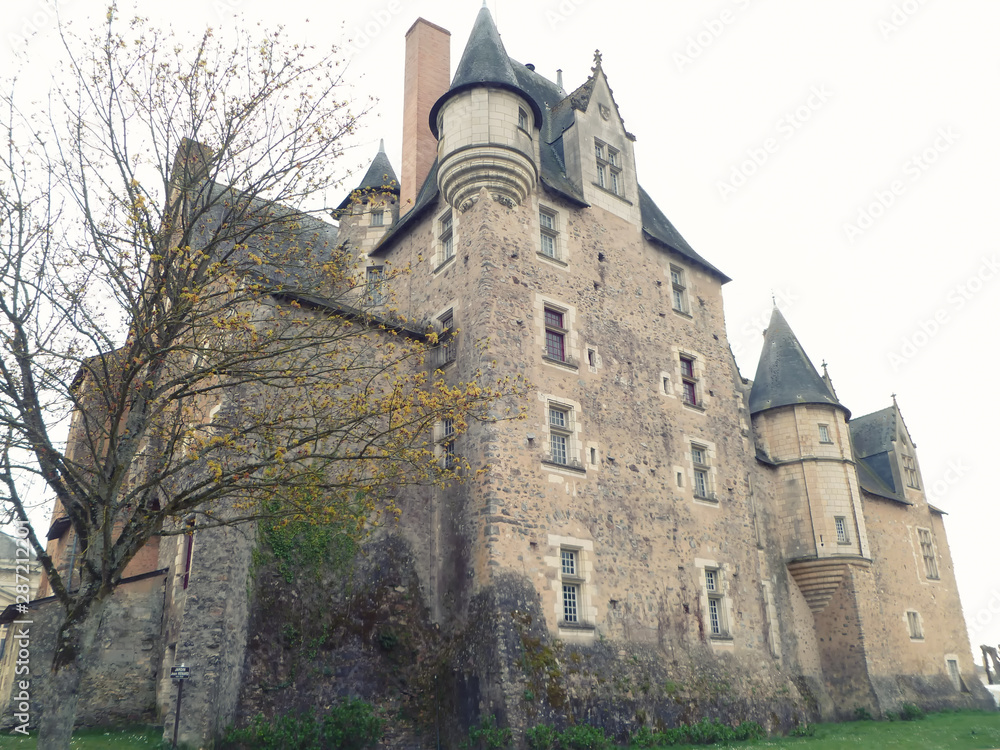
[4,1,997,661]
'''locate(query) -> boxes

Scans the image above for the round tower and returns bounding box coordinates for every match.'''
[749,307,871,609]
[428,6,540,210]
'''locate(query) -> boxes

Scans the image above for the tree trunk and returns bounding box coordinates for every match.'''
[37,598,108,750]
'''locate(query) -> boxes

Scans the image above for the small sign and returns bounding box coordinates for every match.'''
[170,665,191,680]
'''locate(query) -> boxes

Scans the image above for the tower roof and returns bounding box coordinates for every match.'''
[337,140,399,210]
[428,5,542,137]
[749,308,847,417]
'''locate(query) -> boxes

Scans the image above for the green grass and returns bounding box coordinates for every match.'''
[661,711,1000,750]
[0,726,163,748]
[0,711,996,749]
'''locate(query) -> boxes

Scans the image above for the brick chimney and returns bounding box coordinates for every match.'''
[400,18,450,216]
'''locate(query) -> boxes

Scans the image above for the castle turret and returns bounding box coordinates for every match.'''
[429,5,541,210]
[750,307,870,608]
[335,140,400,256]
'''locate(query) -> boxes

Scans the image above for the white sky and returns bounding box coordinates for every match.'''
[3,1,997,661]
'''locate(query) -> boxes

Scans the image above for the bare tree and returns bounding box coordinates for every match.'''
[0,9,524,747]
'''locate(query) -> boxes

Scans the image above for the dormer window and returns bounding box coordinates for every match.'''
[595,139,623,196]
[902,454,920,488]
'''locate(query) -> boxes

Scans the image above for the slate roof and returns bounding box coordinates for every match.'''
[850,406,896,460]
[369,6,727,282]
[639,187,729,280]
[849,405,911,505]
[337,141,399,210]
[428,5,542,137]
[749,308,846,416]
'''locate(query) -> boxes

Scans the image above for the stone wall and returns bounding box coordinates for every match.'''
[0,570,166,729]
[160,519,256,747]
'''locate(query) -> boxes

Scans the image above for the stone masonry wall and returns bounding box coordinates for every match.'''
[1,571,166,730]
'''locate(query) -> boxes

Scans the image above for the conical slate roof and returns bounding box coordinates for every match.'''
[749,308,847,416]
[356,139,399,193]
[428,5,542,137]
[337,140,399,210]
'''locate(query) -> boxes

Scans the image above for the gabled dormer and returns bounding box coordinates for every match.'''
[554,54,639,224]
[850,398,928,508]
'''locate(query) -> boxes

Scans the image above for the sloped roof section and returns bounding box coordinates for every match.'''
[848,404,911,505]
[376,8,727,283]
[850,406,896,459]
[749,308,846,416]
[639,186,729,281]
[369,159,441,257]
[429,5,541,137]
[337,141,399,210]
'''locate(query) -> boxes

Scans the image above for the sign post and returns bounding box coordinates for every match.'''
[170,663,191,749]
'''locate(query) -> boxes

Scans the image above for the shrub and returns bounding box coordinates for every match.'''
[526,725,558,750]
[464,715,513,749]
[222,699,383,749]
[558,724,613,750]
[629,718,764,747]
[789,722,816,737]
[854,706,874,721]
[900,703,925,721]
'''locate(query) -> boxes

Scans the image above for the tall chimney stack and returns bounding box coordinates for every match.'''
[400,18,450,216]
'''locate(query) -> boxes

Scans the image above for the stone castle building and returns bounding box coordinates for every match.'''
[6,6,993,746]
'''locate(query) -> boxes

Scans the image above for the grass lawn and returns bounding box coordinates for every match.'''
[0,711,996,749]
[666,711,1000,750]
[0,726,162,748]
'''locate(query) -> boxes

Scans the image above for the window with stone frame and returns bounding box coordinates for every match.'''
[365,266,386,306]
[438,210,454,265]
[370,208,384,227]
[947,659,963,691]
[539,207,559,260]
[691,443,714,501]
[594,138,623,196]
[440,418,457,470]
[680,355,700,407]
[544,306,568,363]
[518,107,528,130]
[547,404,573,466]
[431,310,457,369]
[835,516,850,544]
[902,454,920,488]
[704,567,728,637]
[670,265,689,314]
[918,528,939,579]
[560,548,584,624]
[907,610,923,639]
[819,423,832,443]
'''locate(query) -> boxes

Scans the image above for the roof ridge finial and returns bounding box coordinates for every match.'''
[483,0,487,7]
[771,290,777,307]
[593,49,603,70]
[378,138,385,153]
